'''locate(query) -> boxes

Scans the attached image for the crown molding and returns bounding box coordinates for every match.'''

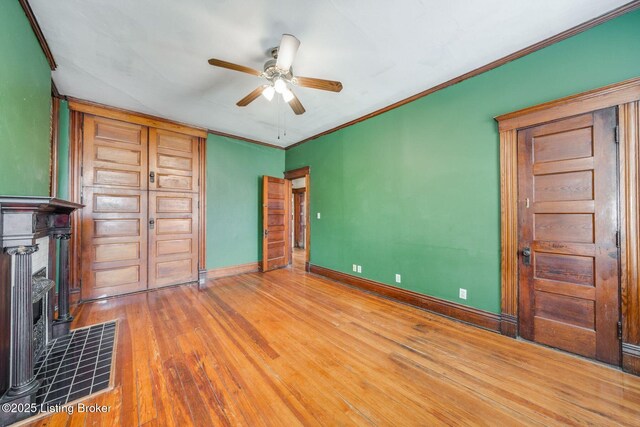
[19,0,56,70]
[285,0,640,150]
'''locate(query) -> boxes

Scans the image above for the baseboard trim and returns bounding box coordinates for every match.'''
[309,264,501,332]
[207,262,260,279]
[500,313,518,337]
[623,343,640,376]
[70,288,81,306]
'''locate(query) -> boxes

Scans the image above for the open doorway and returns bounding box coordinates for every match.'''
[285,167,310,271]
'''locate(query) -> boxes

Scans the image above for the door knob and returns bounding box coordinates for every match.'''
[150,171,155,183]
[149,218,155,229]
[521,247,531,266]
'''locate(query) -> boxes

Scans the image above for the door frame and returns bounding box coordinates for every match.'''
[495,77,640,374]
[66,99,208,300]
[292,188,306,249]
[284,166,311,271]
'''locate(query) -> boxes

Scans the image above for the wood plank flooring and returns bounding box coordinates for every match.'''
[24,251,640,426]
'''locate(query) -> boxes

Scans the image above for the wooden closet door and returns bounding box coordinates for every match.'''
[148,192,199,288]
[517,109,620,364]
[148,128,200,288]
[149,128,199,193]
[81,115,148,299]
[82,115,148,190]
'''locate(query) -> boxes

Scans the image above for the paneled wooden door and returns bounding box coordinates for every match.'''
[148,192,198,288]
[148,129,200,287]
[81,115,200,299]
[517,108,620,364]
[81,115,149,299]
[263,176,291,272]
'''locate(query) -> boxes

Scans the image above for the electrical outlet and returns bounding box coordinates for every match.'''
[395,274,401,283]
[357,265,362,273]
[352,264,357,272]
[317,212,321,219]
[459,288,467,300]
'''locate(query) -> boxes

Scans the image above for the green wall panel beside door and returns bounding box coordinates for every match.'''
[0,0,52,196]
[206,135,285,270]
[56,100,70,200]
[285,9,640,314]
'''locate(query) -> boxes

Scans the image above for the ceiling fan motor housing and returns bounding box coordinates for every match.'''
[263,57,293,82]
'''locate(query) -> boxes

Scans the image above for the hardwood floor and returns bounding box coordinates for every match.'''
[292,247,305,271]
[24,264,640,426]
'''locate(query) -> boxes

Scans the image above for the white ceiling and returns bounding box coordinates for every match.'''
[31,0,628,147]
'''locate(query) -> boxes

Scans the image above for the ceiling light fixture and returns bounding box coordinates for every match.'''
[282,88,294,103]
[262,85,275,101]
[273,78,287,94]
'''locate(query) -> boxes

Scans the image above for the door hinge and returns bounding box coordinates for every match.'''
[617,321,623,340]
[614,126,619,144]
[80,165,83,177]
[616,231,620,248]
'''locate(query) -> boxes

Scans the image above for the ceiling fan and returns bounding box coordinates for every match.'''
[207,34,343,115]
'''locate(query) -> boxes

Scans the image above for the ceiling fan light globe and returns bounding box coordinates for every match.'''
[274,78,287,94]
[262,85,275,101]
[282,88,295,103]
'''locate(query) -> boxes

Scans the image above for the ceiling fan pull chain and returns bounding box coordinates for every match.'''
[277,95,281,140]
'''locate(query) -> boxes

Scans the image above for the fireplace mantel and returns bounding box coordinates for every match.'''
[0,197,81,246]
[0,196,82,425]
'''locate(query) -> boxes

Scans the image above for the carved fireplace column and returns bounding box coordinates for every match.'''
[4,245,40,398]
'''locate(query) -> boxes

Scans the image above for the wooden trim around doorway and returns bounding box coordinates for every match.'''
[68,110,83,300]
[199,137,207,284]
[285,167,311,271]
[495,77,640,374]
[620,100,640,374]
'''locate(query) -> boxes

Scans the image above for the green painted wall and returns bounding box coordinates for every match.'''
[286,10,640,314]
[56,100,70,200]
[206,135,285,269]
[0,0,51,196]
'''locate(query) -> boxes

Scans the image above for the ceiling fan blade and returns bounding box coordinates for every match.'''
[275,34,300,72]
[208,58,262,77]
[287,91,306,115]
[294,76,343,92]
[236,86,266,107]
